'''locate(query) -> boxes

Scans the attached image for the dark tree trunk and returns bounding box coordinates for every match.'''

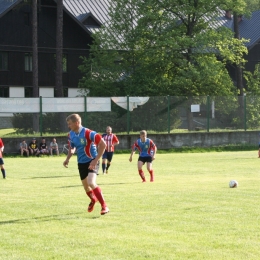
[233,13,244,128]
[56,0,68,131]
[56,0,63,97]
[32,0,39,132]
[233,13,243,97]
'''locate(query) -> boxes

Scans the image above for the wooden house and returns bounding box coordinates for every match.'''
[1,1,260,98]
[0,0,108,98]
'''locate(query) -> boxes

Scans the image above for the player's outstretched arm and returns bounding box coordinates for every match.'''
[63,147,76,168]
[89,139,106,170]
[152,145,157,160]
[129,150,135,162]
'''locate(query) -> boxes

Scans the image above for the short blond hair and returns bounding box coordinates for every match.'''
[66,114,81,123]
[140,130,147,136]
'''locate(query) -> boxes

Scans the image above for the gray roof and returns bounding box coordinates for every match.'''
[239,11,260,49]
[1,1,260,50]
[0,0,21,18]
[63,0,112,33]
[216,10,260,49]
[63,3,260,50]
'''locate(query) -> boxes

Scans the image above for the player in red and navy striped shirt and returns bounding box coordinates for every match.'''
[102,126,119,174]
[129,130,157,182]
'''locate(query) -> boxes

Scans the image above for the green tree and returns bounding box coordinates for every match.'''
[79,0,248,130]
[219,0,259,128]
[80,0,247,94]
[245,0,260,10]
[244,64,260,128]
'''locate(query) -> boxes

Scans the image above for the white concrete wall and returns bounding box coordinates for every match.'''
[2,131,258,154]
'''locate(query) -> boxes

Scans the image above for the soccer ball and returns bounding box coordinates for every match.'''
[229,180,238,188]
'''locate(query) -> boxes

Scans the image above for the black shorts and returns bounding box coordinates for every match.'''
[78,160,99,180]
[102,151,114,162]
[138,156,152,164]
[0,158,4,165]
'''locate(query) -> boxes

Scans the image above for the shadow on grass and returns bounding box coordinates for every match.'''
[59,181,141,188]
[59,185,82,188]
[0,213,101,225]
[26,175,78,179]
[217,157,257,160]
[98,181,141,185]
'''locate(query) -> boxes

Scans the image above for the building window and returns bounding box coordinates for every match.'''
[0,52,8,70]
[0,86,9,97]
[25,53,32,71]
[54,54,67,72]
[25,87,33,97]
[62,54,67,72]
[63,88,68,97]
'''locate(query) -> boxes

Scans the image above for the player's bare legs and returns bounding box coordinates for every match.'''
[102,158,107,174]
[146,162,154,182]
[82,173,108,214]
[1,164,5,179]
[106,160,111,174]
[137,161,146,182]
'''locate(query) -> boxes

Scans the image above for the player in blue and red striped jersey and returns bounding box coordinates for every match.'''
[129,130,157,182]
[102,126,119,174]
[63,114,109,215]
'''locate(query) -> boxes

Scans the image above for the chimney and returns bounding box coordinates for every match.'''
[225,10,232,19]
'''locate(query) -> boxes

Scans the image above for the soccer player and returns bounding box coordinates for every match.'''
[0,138,6,179]
[63,114,109,215]
[102,126,119,174]
[129,130,157,182]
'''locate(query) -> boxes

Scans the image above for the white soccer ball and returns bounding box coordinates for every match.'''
[229,180,238,188]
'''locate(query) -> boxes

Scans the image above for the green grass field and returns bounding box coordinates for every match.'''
[1,152,260,260]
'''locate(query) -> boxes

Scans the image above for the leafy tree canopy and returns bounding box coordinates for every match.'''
[78,0,249,97]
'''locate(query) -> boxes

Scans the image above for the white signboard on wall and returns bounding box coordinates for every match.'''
[0,98,39,112]
[191,104,200,112]
[0,97,111,113]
